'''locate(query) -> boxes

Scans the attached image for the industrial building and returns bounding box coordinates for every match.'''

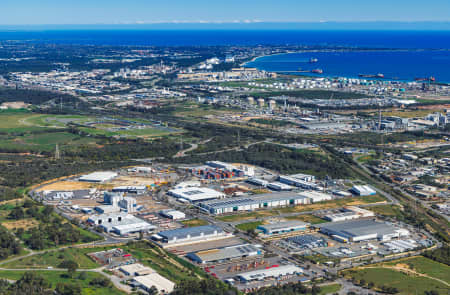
[267,182,293,191]
[119,263,155,276]
[112,186,147,194]
[246,178,268,187]
[159,209,186,220]
[286,235,327,249]
[132,273,175,294]
[198,192,311,215]
[278,174,321,190]
[79,171,118,183]
[257,220,310,235]
[297,191,333,203]
[237,264,303,282]
[102,192,137,213]
[154,225,230,246]
[187,244,261,264]
[318,219,410,242]
[325,206,375,222]
[350,185,377,196]
[168,187,225,202]
[87,212,156,235]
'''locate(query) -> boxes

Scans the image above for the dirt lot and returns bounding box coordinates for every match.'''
[109,176,157,187]
[3,218,39,230]
[36,181,100,192]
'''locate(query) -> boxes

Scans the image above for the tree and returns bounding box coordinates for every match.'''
[55,283,82,295]
[59,260,79,277]
[8,207,24,220]
[9,272,52,295]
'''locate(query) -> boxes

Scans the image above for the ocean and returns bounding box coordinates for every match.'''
[245,50,450,83]
[0,29,449,82]
[0,30,449,48]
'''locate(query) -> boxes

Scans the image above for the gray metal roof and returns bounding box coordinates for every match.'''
[188,244,260,262]
[158,225,223,240]
[200,192,308,209]
[319,219,396,237]
[258,220,309,232]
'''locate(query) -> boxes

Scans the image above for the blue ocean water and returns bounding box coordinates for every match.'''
[0,30,449,48]
[0,29,449,82]
[245,50,450,83]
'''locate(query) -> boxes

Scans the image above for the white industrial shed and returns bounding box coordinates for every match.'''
[132,273,175,294]
[87,212,156,235]
[351,185,377,196]
[79,171,118,183]
[238,264,303,282]
[168,187,225,202]
[297,191,333,203]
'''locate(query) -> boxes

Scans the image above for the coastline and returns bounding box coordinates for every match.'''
[242,49,450,84]
[241,52,294,67]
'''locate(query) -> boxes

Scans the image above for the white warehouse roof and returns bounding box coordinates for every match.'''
[133,273,175,294]
[298,191,332,203]
[168,187,225,202]
[238,264,303,282]
[351,185,377,196]
[79,171,118,183]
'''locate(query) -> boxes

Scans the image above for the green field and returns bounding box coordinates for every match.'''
[381,256,450,284]
[0,270,125,295]
[180,218,209,227]
[217,195,387,222]
[284,214,326,224]
[2,247,106,269]
[369,205,405,217]
[342,256,450,295]
[318,283,341,295]
[121,241,206,284]
[235,221,263,231]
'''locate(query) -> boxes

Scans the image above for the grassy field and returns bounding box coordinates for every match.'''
[122,241,206,284]
[381,256,450,284]
[341,256,450,295]
[217,195,386,223]
[284,214,326,224]
[2,247,108,269]
[0,270,125,295]
[180,218,209,227]
[369,204,405,217]
[235,221,264,231]
[318,283,341,295]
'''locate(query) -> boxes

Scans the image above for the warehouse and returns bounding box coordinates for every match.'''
[246,178,268,187]
[318,219,410,242]
[267,182,293,191]
[257,220,309,235]
[119,263,155,276]
[79,171,118,183]
[168,187,225,202]
[87,212,156,235]
[159,209,186,220]
[198,192,311,215]
[298,191,333,203]
[187,244,261,264]
[132,273,175,294]
[350,185,377,196]
[155,225,229,246]
[112,186,147,194]
[325,206,374,222]
[237,264,303,282]
[278,174,321,190]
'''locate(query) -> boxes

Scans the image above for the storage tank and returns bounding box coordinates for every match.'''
[257,98,265,107]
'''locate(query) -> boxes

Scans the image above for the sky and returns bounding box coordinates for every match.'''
[1,0,449,25]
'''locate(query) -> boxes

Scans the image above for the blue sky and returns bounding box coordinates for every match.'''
[1,0,449,25]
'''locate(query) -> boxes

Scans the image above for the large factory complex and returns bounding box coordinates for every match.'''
[32,160,435,293]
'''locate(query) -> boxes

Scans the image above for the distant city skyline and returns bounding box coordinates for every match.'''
[1,0,449,25]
